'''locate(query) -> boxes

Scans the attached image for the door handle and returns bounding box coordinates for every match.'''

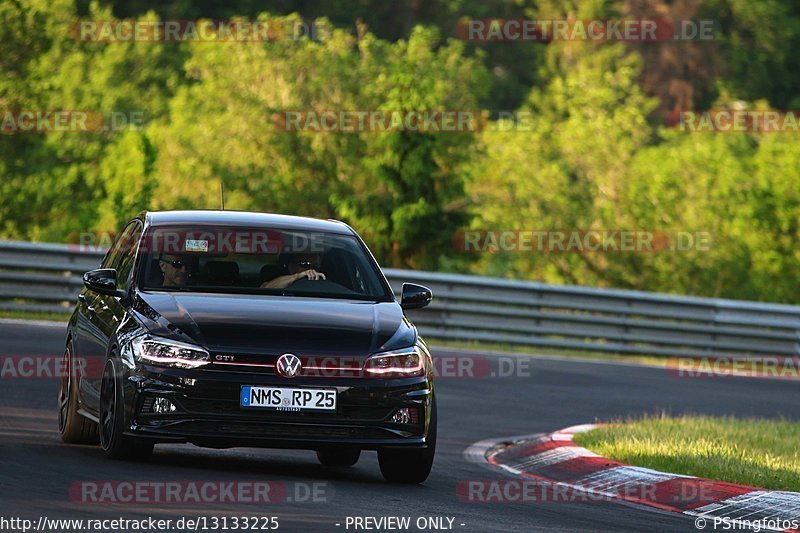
[87,306,96,316]
[78,294,86,303]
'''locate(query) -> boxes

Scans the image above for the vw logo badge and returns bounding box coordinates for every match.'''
[276,353,302,378]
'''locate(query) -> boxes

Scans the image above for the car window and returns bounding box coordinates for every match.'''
[137,226,393,301]
[101,221,139,270]
[115,221,143,291]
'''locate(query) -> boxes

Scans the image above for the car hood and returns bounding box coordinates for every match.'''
[132,291,416,357]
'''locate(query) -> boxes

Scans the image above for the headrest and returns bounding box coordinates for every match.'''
[260,264,284,281]
[203,261,239,279]
[146,259,164,286]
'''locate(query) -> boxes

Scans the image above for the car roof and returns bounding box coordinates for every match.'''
[143,210,353,235]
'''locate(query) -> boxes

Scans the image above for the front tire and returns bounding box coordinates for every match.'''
[99,358,153,461]
[317,448,361,467]
[58,341,99,444]
[378,400,437,483]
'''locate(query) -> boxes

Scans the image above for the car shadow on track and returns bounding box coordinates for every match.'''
[59,443,409,485]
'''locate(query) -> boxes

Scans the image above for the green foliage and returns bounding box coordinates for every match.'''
[154,21,488,269]
[0,1,178,240]
[469,39,658,285]
[1,0,799,302]
[103,0,541,110]
[706,0,800,108]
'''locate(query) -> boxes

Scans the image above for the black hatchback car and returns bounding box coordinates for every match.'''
[59,210,436,483]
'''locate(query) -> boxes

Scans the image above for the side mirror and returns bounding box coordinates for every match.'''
[400,283,432,310]
[83,268,126,298]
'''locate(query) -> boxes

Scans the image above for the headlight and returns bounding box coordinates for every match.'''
[364,346,425,377]
[131,335,210,369]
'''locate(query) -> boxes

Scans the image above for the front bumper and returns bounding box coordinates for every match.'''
[121,363,434,451]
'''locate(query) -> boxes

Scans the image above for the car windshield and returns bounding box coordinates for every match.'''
[137,225,393,301]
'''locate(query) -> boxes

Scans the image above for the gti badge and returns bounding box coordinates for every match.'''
[215,354,235,362]
[276,353,302,378]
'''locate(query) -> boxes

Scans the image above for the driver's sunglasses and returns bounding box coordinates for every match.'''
[297,260,321,270]
[161,259,188,270]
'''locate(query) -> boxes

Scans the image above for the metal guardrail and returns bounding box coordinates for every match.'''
[1,240,799,357]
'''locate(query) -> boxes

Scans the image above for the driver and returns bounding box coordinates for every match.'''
[159,253,192,287]
[260,252,326,289]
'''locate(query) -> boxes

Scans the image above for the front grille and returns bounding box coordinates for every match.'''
[208,354,366,377]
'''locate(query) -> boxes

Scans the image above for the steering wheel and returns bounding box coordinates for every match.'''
[290,277,334,288]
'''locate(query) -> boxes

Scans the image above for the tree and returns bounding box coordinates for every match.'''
[470,31,657,286]
[0,0,179,241]
[154,19,488,269]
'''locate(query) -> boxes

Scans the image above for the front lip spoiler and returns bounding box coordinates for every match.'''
[124,427,429,451]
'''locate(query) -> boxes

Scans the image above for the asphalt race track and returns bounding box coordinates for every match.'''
[1,321,796,532]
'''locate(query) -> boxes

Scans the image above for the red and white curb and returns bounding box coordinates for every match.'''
[465,425,800,532]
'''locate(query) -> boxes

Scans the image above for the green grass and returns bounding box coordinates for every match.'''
[0,309,69,322]
[573,414,800,492]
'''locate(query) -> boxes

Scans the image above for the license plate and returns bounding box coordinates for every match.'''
[240,386,337,412]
